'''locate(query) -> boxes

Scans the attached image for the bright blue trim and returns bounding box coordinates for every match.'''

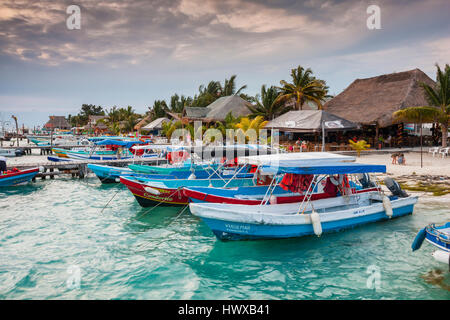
[94,139,144,148]
[0,171,38,187]
[200,204,414,240]
[261,162,386,175]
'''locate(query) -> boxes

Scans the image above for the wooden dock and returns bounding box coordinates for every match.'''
[11,157,166,180]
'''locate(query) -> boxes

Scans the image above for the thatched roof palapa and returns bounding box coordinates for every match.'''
[185,95,253,122]
[44,116,71,130]
[324,69,436,127]
[134,114,152,131]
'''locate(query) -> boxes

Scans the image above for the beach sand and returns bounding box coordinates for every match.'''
[356,152,450,177]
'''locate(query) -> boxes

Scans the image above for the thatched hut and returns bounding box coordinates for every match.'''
[324,69,435,127]
[184,95,252,122]
[323,68,436,147]
[43,116,71,131]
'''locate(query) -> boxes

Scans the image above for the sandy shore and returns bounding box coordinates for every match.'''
[356,152,450,177]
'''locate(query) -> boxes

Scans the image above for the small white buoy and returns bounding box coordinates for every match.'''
[432,250,450,265]
[39,166,45,173]
[269,195,277,204]
[310,210,322,237]
[188,173,196,180]
[115,178,120,183]
[144,186,160,195]
[383,196,393,218]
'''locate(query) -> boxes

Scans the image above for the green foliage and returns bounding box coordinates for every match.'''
[169,94,193,114]
[276,66,330,110]
[97,106,139,134]
[191,75,248,107]
[161,120,182,141]
[148,100,168,121]
[248,85,291,120]
[69,104,105,127]
[420,63,450,147]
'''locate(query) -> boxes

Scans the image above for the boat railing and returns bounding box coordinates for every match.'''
[426,224,450,243]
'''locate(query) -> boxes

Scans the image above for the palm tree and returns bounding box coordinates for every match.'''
[191,81,221,107]
[161,120,182,141]
[220,75,247,96]
[348,140,371,157]
[420,63,450,147]
[234,116,268,143]
[248,85,291,120]
[394,107,439,167]
[276,66,330,110]
[148,100,168,120]
[119,106,139,132]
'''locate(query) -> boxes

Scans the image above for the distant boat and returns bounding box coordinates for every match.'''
[0,168,39,187]
[0,148,22,157]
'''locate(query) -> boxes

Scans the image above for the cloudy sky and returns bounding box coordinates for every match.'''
[0,0,449,128]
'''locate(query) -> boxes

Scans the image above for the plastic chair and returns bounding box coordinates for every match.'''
[428,147,439,157]
[439,147,449,158]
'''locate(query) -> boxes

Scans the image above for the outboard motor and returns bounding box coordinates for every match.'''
[358,173,376,189]
[0,156,6,173]
[384,177,409,198]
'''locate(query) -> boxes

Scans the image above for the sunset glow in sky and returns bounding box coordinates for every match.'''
[0,0,449,128]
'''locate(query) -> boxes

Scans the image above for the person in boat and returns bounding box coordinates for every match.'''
[0,156,6,174]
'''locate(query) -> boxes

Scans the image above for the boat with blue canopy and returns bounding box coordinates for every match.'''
[51,139,156,161]
[189,160,418,241]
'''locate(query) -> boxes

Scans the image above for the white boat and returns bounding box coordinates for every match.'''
[189,156,418,240]
[0,148,20,157]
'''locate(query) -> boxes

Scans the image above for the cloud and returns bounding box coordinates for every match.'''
[0,0,449,127]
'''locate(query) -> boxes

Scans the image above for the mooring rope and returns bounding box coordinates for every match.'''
[134,204,189,253]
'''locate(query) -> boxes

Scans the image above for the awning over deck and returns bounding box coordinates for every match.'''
[261,162,386,175]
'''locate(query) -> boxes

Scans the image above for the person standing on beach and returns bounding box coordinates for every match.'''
[391,153,398,164]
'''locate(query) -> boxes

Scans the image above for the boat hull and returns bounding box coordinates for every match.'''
[0,168,39,187]
[183,185,380,205]
[190,194,418,240]
[120,176,188,206]
[120,176,258,207]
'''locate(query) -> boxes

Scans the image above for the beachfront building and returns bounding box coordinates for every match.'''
[84,115,109,135]
[324,68,436,148]
[140,117,170,136]
[182,95,253,123]
[43,116,71,131]
[267,110,359,151]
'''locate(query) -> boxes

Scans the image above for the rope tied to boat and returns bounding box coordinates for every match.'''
[426,224,450,244]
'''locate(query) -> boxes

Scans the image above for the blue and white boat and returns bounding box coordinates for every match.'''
[412,222,450,267]
[189,160,418,241]
[0,167,39,187]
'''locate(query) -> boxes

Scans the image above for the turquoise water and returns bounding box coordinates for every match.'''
[0,177,449,300]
